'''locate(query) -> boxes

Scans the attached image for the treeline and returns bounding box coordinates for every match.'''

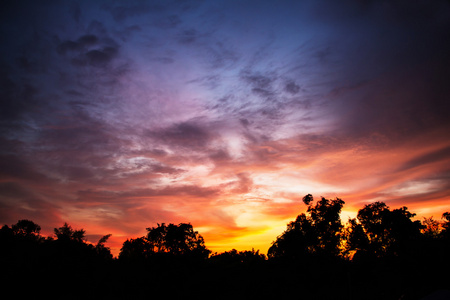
[1,196,449,299]
[268,195,450,261]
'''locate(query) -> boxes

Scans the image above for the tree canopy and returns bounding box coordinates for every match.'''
[346,202,424,259]
[268,195,345,260]
[119,222,210,262]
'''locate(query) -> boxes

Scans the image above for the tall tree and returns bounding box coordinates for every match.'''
[352,202,423,257]
[344,218,370,259]
[268,195,345,259]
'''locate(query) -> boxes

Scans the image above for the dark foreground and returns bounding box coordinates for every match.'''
[2,201,449,299]
[2,254,449,300]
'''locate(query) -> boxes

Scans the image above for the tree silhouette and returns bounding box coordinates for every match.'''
[210,248,266,265]
[442,212,450,237]
[119,223,210,262]
[146,223,210,258]
[306,195,345,256]
[42,222,114,270]
[385,206,423,255]
[0,224,14,244]
[267,213,315,259]
[119,237,150,261]
[0,202,449,300]
[268,195,345,259]
[422,216,442,238]
[349,202,423,258]
[54,222,86,243]
[95,234,113,260]
[1,220,42,270]
[12,219,42,240]
[344,217,370,259]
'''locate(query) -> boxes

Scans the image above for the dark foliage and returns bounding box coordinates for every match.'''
[0,220,114,298]
[347,202,424,260]
[1,197,449,299]
[118,222,210,265]
[210,248,266,266]
[268,195,345,260]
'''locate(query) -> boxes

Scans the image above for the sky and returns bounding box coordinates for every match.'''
[1,0,450,256]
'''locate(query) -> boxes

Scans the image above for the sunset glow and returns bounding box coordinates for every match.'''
[1,0,450,257]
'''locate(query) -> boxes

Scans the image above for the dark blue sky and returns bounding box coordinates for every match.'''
[1,0,450,254]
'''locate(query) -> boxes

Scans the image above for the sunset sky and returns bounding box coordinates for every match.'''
[1,0,450,256]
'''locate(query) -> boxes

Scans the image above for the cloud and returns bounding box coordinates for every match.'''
[147,119,214,150]
[0,181,61,230]
[0,154,48,182]
[57,33,120,68]
[0,78,39,123]
[398,146,450,173]
[58,35,98,53]
[284,81,301,95]
[107,2,163,22]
